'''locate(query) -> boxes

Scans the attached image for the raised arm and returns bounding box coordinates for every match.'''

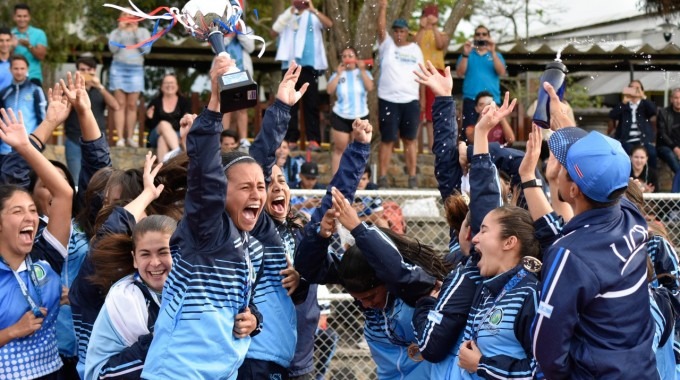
[0,109,73,248]
[180,56,234,244]
[377,0,387,43]
[414,61,462,198]
[250,63,308,180]
[295,120,372,283]
[331,187,436,305]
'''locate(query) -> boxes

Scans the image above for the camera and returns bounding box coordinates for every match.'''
[473,40,487,47]
[293,0,310,11]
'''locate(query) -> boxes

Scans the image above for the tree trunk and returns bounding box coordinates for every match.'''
[443,0,475,36]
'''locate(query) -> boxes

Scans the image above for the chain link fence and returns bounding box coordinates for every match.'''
[292,190,680,380]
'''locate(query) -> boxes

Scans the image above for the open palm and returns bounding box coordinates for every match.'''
[0,109,30,149]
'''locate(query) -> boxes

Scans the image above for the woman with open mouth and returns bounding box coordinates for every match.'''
[81,152,172,379]
[0,107,75,379]
[142,58,307,379]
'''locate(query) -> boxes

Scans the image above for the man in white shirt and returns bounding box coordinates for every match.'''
[376,0,424,189]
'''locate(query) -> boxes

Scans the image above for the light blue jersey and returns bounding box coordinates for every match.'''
[330,69,371,119]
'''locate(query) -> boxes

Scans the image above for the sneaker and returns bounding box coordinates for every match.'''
[378,175,388,189]
[408,176,418,189]
[126,138,136,147]
[115,139,125,147]
[239,138,251,149]
[307,141,321,152]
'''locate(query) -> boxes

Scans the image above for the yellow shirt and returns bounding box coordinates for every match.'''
[418,29,445,70]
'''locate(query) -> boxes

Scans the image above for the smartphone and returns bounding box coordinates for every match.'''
[622,86,639,97]
[473,40,487,47]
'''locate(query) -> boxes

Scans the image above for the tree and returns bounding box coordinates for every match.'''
[469,0,558,42]
[639,0,680,18]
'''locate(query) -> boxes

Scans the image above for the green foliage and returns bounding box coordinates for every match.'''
[565,76,602,108]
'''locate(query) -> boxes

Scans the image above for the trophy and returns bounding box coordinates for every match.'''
[104,0,264,113]
[179,0,258,113]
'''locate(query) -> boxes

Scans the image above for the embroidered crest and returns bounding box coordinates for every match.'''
[488,307,503,326]
[33,263,48,284]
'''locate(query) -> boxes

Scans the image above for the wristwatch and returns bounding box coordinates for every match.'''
[521,178,543,190]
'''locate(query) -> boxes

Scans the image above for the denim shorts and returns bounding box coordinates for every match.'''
[109,60,144,93]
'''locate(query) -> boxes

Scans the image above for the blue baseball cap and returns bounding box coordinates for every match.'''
[548,128,630,203]
[392,18,409,30]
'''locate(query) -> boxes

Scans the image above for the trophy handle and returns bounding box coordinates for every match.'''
[208,30,227,56]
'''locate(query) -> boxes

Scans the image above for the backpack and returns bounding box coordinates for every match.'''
[382,201,406,235]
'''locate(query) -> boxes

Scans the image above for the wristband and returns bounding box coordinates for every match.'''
[462,54,469,58]
[29,133,45,151]
[521,178,543,190]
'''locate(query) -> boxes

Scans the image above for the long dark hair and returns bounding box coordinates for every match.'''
[338,245,383,294]
[29,160,79,216]
[87,215,177,293]
[379,227,452,280]
[75,167,116,239]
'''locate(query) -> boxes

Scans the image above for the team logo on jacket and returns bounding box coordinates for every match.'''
[33,263,48,285]
[488,308,503,326]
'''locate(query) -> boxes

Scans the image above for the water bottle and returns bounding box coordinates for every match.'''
[533,60,568,128]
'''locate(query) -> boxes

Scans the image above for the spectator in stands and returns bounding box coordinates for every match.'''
[629,145,657,193]
[223,27,255,150]
[221,129,240,153]
[64,57,119,183]
[294,161,324,190]
[376,0,424,189]
[657,88,680,174]
[10,3,47,86]
[463,90,514,146]
[0,55,46,157]
[109,10,151,147]
[145,74,191,159]
[272,0,333,152]
[415,3,449,151]
[327,47,373,175]
[0,28,12,91]
[608,80,657,168]
[456,25,506,126]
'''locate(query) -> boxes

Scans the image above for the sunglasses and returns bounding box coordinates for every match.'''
[475,32,489,37]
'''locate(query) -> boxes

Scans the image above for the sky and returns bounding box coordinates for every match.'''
[458,0,643,39]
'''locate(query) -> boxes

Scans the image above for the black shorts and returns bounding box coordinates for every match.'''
[378,98,420,142]
[330,112,369,133]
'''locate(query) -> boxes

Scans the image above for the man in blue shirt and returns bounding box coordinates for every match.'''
[0,28,12,91]
[0,55,46,156]
[455,25,506,126]
[11,3,47,86]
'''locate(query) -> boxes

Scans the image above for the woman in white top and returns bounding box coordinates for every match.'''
[327,47,374,175]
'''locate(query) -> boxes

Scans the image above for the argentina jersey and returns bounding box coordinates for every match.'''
[331,69,371,120]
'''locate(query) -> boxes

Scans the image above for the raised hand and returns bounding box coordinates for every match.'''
[318,208,339,238]
[330,187,362,231]
[277,62,310,106]
[543,82,574,131]
[0,109,30,151]
[463,40,472,55]
[475,91,516,135]
[142,151,165,200]
[519,124,542,179]
[351,119,373,144]
[45,83,72,126]
[414,60,452,97]
[60,72,91,113]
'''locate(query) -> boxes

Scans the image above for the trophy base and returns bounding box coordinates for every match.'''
[219,71,258,114]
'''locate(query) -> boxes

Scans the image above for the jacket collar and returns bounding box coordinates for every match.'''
[483,264,522,296]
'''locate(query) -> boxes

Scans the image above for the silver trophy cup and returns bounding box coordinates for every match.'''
[180,0,257,113]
